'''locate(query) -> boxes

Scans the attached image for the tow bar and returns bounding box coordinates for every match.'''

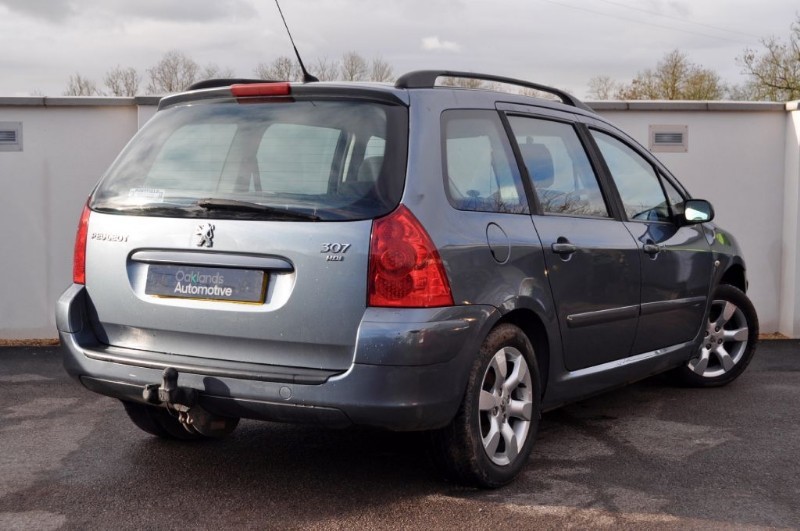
[142,367,238,438]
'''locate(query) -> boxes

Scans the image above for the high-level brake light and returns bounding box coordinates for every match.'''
[231,83,292,98]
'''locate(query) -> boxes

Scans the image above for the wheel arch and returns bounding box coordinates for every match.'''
[719,263,746,292]
[496,308,551,398]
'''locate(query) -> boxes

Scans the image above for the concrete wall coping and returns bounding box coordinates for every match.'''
[0,96,162,107]
[587,100,788,112]
[0,96,794,112]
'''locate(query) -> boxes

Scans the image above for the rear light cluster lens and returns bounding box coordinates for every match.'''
[368,206,453,308]
[73,204,91,284]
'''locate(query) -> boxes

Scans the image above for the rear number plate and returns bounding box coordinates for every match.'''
[145,265,266,303]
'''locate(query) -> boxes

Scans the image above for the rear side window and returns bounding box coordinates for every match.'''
[91,100,407,221]
[508,116,609,218]
[442,110,528,214]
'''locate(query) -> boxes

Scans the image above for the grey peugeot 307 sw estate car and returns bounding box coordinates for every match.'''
[57,70,758,488]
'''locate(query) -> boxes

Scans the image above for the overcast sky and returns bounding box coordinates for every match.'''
[0,0,797,98]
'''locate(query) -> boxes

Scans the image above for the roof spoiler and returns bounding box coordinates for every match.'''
[187,79,278,91]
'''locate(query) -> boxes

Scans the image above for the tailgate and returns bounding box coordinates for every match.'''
[85,213,372,371]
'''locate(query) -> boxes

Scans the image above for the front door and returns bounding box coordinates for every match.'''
[590,130,713,354]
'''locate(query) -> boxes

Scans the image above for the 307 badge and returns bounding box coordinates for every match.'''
[321,242,351,262]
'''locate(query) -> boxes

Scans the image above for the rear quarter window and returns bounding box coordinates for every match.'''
[442,110,529,215]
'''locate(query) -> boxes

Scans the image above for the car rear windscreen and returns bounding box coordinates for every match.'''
[91,99,408,221]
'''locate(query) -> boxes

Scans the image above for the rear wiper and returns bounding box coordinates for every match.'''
[197,198,321,221]
[94,203,204,216]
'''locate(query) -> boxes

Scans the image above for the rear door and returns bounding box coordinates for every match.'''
[505,113,641,371]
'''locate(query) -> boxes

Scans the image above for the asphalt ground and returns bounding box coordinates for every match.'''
[1,341,798,530]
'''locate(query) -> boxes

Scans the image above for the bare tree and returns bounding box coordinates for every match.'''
[253,54,395,83]
[438,76,487,89]
[64,73,100,96]
[369,56,394,82]
[616,71,659,100]
[517,86,562,100]
[681,69,725,100]
[201,63,235,80]
[727,83,759,101]
[739,15,800,101]
[654,50,691,99]
[254,56,299,81]
[615,50,726,100]
[104,66,140,96]
[340,51,368,81]
[253,62,269,80]
[586,75,619,99]
[146,50,199,95]
[310,57,339,81]
[255,57,294,81]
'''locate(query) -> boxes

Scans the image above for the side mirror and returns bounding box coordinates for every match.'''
[682,199,715,224]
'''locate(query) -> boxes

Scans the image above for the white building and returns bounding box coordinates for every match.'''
[1,97,798,339]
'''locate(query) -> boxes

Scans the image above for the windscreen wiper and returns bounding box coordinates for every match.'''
[197,198,321,221]
[94,203,205,216]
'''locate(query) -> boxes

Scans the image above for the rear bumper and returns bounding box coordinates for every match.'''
[57,284,498,430]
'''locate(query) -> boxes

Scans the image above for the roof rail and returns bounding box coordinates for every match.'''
[395,70,592,112]
[186,78,277,91]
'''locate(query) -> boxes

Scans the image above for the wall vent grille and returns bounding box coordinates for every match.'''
[649,125,688,153]
[0,122,22,151]
[654,132,684,144]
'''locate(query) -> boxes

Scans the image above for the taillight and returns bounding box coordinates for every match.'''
[368,206,453,308]
[73,204,90,284]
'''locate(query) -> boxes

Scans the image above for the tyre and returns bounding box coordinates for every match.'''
[669,284,759,387]
[430,323,541,488]
[122,400,207,441]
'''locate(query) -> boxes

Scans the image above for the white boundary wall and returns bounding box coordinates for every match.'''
[779,103,800,336]
[594,101,792,340]
[0,97,797,339]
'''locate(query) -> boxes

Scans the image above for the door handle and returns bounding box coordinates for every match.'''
[551,242,577,256]
[643,242,661,256]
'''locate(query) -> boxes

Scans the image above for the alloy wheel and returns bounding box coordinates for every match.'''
[689,298,749,378]
[478,346,534,466]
